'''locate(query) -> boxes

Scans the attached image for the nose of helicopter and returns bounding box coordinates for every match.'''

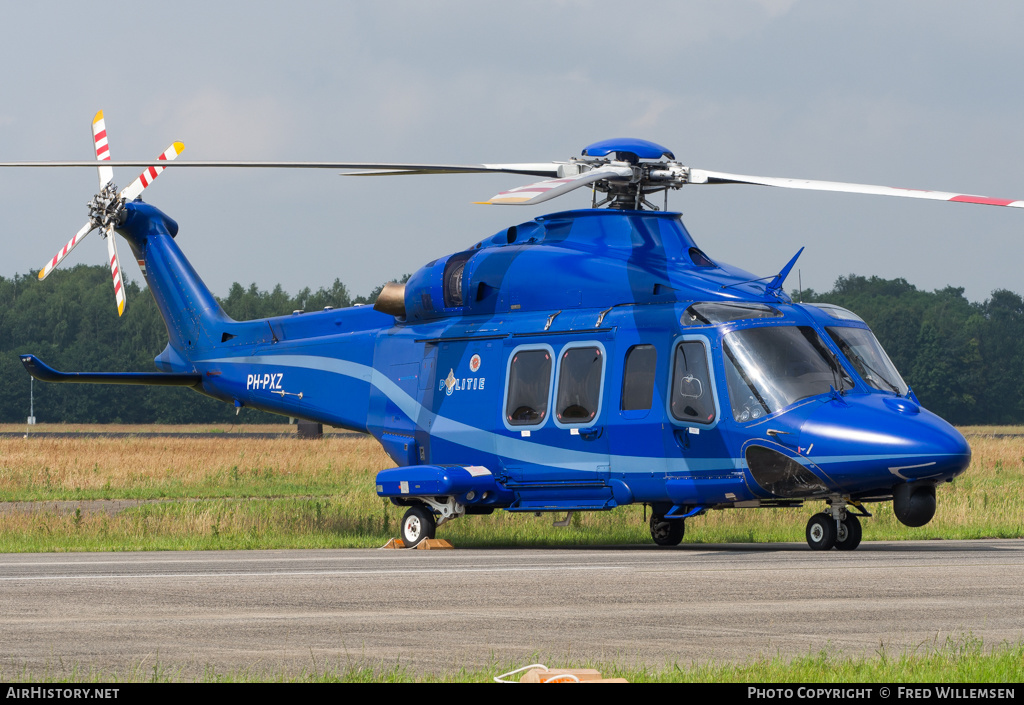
[798,395,971,491]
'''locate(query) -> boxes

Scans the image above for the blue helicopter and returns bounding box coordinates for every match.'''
[16,114,1023,550]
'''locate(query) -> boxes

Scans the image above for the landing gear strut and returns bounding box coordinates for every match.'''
[401,506,436,547]
[834,514,862,551]
[650,514,685,546]
[805,500,864,551]
[805,513,835,550]
[398,496,465,547]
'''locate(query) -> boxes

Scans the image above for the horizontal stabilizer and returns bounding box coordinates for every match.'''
[20,355,202,387]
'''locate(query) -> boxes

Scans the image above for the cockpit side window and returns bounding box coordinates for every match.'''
[670,340,716,424]
[505,348,552,427]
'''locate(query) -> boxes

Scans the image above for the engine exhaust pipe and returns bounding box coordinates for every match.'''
[373,281,407,318]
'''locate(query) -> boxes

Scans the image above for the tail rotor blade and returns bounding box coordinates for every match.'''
[119,142,185,202]
[38,221,95,280]
[92,110,113,189]
[105,225,126,316]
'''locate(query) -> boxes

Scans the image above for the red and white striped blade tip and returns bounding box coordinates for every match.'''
[477,166,630,206]
[38,221,94,280]
[689,169,1024,209]
[93,110,113,188]
[106,227,126,316]
[119,142,184,202]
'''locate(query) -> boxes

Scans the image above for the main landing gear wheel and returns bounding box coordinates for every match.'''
[834,514,862,551]
[805,513,836,551]
[650,514,685,546]
[401,506,436,547]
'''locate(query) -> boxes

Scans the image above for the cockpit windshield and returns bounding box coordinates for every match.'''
[826,326,909,396]
[724,326,853,421]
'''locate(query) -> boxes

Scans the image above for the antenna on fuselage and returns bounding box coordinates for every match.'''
[765,247,805,299]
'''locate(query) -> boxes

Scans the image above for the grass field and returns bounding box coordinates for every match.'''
[4,635,1021,683]
[0,424,1020,552]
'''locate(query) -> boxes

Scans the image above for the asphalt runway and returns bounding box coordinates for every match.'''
[1,540,1022,678]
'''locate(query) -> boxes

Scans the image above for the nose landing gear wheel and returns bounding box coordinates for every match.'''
[401,506,436,547]
[650,514,685,546]
[835,514,862,551]
[805,513,836,551]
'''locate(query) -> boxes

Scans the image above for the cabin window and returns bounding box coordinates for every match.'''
[621,344,657,411]
[555,345,604,424]
[505,348,552,426]
[670,340,716,424]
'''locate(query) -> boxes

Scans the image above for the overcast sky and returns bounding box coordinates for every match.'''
[2,1,1022,307]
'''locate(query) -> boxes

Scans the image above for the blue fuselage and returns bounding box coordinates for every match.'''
[118,201,970,514]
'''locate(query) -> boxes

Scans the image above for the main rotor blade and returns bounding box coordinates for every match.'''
[92,110,113,189]
[118,142,185,202]
[38,221,95,280]
[688,169,1024,209]
[477,165,633,205]
[345,163,563,178]
[105,225,126,317]
[0,160,563,176]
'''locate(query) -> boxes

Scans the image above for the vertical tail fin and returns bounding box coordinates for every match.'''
[118,200,230,368]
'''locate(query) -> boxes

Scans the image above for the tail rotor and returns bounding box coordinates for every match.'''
[36,110,183,316]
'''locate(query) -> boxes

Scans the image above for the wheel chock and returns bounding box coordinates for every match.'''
[520,668,605,683]
[496,665,628,683]
[380,538,454,550]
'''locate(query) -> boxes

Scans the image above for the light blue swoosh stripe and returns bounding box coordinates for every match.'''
[207,354,631,472]
[202,355,959,477]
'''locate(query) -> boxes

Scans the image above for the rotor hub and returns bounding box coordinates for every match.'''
[590,161,687,210]
[88,182,125,230]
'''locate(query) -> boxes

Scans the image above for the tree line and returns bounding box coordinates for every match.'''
[0,266,371,424]
[799,276,1024,425]
[1,266,1021,425]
